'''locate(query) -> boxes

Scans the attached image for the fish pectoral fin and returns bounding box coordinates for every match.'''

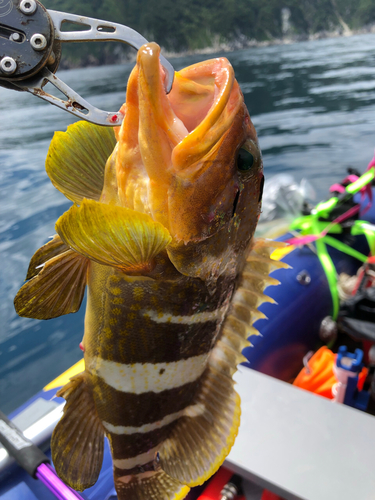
[26,234,69,280]
[51,372,104,491]
[14,249,88,320]
[56,198,172,274]
[46,120,116,203]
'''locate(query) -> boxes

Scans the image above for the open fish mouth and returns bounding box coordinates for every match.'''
[115,42,249,243]
[137,43,241,170]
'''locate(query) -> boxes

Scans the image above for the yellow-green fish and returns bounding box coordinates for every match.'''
[15,43,285,500]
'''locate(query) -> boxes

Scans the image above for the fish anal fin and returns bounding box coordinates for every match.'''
[51,372,104,491]
[26,235,69,280]
[14,249,88,320]
[46,120,116,204]
[56,199,172,274]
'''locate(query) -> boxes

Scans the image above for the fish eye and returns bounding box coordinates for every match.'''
[237,148,254,171]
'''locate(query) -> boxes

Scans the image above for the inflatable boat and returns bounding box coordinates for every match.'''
[1,167,375,500]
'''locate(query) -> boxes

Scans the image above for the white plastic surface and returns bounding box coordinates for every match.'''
[226,366,375,500]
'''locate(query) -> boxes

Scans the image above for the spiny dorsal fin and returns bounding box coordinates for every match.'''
[46,121,116,203]
[158,239,290,487]
[26,235,68,280]
[228,237,290,338]
[56,199,172,274]
[245,238,291,274]
[51,373,104,491]
[159,354,241,487]
[14,249,88,320]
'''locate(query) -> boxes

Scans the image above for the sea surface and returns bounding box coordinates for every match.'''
[1,34,375,414]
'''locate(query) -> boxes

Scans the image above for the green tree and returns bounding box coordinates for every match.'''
[40,0,375,67]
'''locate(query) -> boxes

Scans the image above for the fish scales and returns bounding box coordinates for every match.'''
[91,255,237,490]
[13,42,284,500]
[85,263,231,365]
[84,261,232,472]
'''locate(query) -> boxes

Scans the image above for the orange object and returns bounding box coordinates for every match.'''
[293,346,368,398]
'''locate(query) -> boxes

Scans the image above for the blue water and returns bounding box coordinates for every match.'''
[1,34,375,414]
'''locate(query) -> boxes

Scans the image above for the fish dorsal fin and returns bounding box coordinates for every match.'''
[26,234,68,280]
[158,238,287,486]
[228,237,289,336]
[51,372,105,491]
[244,238,291,274]
[159,350,241,486]
[14,249,88,320]
[46,121,116,203]
[56,199,172,274]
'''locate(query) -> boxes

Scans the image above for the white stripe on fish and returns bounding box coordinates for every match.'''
[142,306,226,324]
[88,354,209,394]
[103,403,205,435]
[116,470,157,483]
[113,446,159,470]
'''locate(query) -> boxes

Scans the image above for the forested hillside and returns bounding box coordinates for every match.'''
[42,0,375,66]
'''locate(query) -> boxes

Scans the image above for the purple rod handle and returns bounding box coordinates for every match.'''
[0,409,85,500]
[36,463,85,500]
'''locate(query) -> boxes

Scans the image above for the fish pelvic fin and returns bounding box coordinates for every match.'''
[56,199,172,275]
[14,243,89,320]
[46,120,116,203]
[51,372,105,491]
[114,469,189,500]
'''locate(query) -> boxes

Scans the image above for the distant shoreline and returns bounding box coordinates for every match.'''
[59,24,375,69]
[162,24,375,59]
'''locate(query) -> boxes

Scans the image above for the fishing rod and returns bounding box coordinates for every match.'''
[0,409,84,500]
[0,0,175,125]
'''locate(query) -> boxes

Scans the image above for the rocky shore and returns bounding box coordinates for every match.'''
[58,23,375,70]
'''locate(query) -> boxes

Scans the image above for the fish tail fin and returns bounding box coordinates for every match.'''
[114,469,189,500]
[51,372,105,491]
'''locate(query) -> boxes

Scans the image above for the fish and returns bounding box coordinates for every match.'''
[14,42,286,500]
